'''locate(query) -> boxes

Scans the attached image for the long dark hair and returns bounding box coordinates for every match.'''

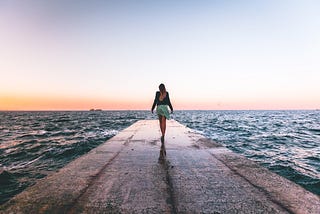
[159,83,166,95]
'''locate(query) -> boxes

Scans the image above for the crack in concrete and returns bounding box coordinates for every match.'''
[210,153,294,214]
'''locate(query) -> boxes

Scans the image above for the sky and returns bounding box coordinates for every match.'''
[0,0,320,110]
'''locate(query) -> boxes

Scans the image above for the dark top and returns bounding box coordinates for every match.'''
[151,91,173,112]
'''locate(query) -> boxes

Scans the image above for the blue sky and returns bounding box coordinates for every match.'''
[1,0,319,110]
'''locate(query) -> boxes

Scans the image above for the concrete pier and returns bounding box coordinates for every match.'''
[1,120,319,214]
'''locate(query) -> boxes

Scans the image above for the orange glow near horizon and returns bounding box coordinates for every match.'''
[1,94,319,111]
[0,95,151,111]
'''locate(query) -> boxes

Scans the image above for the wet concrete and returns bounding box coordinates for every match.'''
[1,120,319,214]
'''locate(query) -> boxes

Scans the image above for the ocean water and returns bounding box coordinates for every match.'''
[0,110,319,204]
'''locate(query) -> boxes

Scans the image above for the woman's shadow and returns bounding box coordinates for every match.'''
[158,141,167,163]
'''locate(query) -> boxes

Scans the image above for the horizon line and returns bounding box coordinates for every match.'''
[1,109,319,112]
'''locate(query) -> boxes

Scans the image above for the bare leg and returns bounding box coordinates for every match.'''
[158,116,167,161]
[159,116,166,136]
[158,115,166,142]
[161,116,166,138]
[158,115,163,136]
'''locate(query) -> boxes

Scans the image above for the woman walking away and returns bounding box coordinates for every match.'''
[151,83,173,144]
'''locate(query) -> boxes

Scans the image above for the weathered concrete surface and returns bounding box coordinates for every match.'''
[1,120,319,214]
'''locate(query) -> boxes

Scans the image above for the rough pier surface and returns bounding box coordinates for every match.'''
[1,120,319,214]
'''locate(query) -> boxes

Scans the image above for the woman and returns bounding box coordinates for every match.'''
[151,83,173,143]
